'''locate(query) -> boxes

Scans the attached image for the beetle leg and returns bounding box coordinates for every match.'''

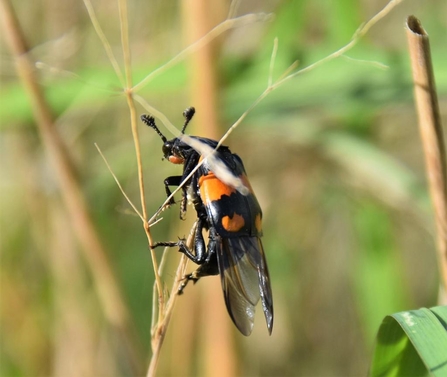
[180,193,187,220]
[178,226,220,295]
[176,217,207,263]
[205,226,219,264]
[177,154,200,220]
[151,240,181,248]
[151,218,208,263]
[178,274,199,294]
[162,175,189,219]
[193,217,208,262]
[178,254,219,294]
[163,176,182,205]
[151,239,199,264]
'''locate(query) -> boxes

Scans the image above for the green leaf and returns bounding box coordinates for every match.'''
[370,306,447,377]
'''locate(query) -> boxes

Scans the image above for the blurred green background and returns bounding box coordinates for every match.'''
[1,0,446,376]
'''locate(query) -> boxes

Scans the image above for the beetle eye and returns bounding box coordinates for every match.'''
[162,142,172,158]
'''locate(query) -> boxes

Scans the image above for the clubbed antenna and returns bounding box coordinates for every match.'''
[181,107,196,134]
[141,114,167,143]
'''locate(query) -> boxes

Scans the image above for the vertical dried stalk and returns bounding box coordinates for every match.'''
[406,16,447,302]
[0,0,141,371]
[146,242,190,377]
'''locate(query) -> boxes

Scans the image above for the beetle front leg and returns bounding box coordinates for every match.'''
[163,176,182,205]
[180,192,187,220]
[163,175,189,220]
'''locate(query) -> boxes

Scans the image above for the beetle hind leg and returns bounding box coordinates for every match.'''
[178,255,219,295]
[177,229,220,295]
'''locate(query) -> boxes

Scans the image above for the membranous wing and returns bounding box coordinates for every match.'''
[216,236,273,336]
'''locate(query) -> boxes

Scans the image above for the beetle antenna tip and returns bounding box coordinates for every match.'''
[141,114,167,142]
[181,107,195,134]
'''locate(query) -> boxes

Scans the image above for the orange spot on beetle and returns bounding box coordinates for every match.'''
[199,172,236,203]
[222,213,246,232]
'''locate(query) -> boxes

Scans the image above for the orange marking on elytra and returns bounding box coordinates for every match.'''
[199,172,236,203]
[222,214,246,232]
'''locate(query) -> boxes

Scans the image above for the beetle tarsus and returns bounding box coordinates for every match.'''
[178,272,200,295]
[151,241,179,249]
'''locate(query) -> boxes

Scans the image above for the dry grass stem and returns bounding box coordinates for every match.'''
[147,232,193,377]
[341,55,389,70]
[83,0,166,328]
[271,0,404,90]
[211,0,405,151]
[95,143,144,221]
[126,78,165,319]
[118,0,132,87]
[132,13,273,93]
[227,0,241,19]
[406,16,447,300]
[268,38,279,88]
[134,94,178,137]
[35,61,118,93]
[83,0,125,87]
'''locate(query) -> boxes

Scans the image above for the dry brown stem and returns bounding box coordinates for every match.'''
[146,232,192,377]
[406,16,447,302]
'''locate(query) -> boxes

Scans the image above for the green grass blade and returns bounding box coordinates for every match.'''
[370,306,447,377]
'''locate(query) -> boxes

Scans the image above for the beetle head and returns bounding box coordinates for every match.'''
[141,107,195,164]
